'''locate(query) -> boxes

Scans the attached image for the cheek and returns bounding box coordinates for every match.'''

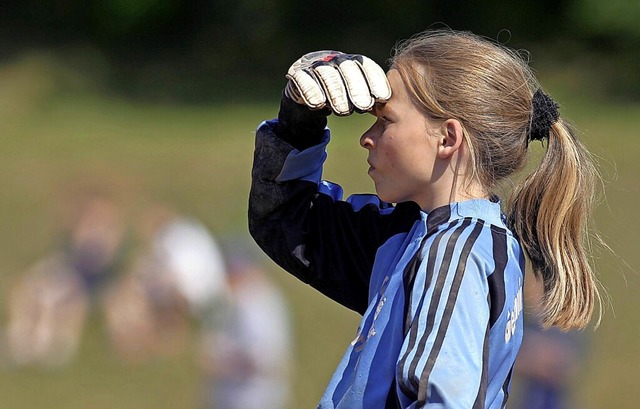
[381,134,422,170]
[377,138,400,170]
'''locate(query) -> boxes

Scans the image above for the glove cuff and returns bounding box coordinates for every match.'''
[277,95,330,151]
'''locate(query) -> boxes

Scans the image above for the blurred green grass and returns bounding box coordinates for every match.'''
[0,57,639,408]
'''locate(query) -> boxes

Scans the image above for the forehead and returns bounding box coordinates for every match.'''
[375,69,410,112]
[386,69,406,96]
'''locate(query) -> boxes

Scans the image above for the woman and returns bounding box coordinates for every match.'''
[249,30,601,408]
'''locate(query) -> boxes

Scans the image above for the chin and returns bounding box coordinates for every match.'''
[376,191,398,204]
[375,184,406,204]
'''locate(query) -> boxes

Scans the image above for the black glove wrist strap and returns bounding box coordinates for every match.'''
[277,95,329,151]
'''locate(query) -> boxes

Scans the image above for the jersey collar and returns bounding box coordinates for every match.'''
[424,195,506,232]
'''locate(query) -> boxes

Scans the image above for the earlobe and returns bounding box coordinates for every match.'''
[437,119,464,159]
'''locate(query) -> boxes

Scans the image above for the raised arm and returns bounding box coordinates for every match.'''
[248,51,422,314]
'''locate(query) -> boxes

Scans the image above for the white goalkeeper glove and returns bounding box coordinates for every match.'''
[284,51,392,116]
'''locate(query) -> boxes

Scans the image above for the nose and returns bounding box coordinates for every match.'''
[360,123,376,149]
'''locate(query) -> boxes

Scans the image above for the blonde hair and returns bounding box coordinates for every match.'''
[391,29,600,330]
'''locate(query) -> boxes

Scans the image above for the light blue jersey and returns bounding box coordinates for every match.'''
[250,120,525,408]
[318,200,524,409]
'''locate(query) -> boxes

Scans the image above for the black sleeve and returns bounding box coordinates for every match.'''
[248,122,421,314]
[276,95,330,151]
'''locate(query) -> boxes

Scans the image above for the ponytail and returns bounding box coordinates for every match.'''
[508,120,601,330]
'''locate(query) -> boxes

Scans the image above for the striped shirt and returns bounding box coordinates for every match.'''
[249,120,525,408]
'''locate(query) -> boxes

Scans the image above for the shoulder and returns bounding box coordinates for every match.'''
[425,216,520,270]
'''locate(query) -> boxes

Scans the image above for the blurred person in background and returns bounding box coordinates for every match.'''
[103,202,228,363]
[3,194,127,368]
[511,274,589,409]
[198,242,292,409]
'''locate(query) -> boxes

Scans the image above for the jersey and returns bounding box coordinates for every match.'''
[249,119,526,408]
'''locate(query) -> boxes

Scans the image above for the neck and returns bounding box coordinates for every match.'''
[420,178,488,213]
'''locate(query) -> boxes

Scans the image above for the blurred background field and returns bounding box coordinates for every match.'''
[1,1,640,408]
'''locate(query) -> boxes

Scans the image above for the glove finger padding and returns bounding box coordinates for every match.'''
[285,51,392,116]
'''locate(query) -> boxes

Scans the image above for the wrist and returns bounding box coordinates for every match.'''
[277,95,329,150]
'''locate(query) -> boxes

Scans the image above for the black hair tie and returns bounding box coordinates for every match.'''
[528,89,559,143]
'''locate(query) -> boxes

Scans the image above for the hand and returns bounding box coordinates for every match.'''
[284,51,392,116]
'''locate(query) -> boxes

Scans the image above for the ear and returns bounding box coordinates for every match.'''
[437,119,464,159]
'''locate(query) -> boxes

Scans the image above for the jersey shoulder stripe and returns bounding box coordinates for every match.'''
[397,219,459,397]
[487,225,509,327]
[416,220,484,404]
[399,217,480,397]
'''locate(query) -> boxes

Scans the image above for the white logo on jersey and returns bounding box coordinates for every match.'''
[351,275,391,352]
[505,280,523,343]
